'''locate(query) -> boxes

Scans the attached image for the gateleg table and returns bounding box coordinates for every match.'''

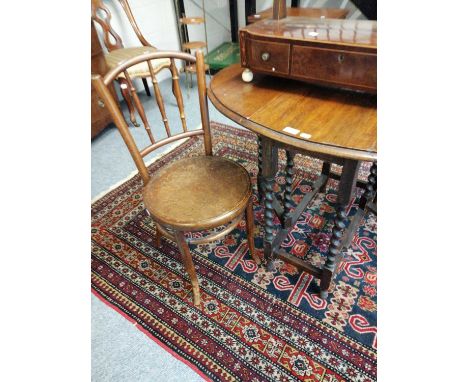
[207,64,377,298]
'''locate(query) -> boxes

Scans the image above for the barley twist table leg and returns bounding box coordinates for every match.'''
[359,162,377,209]
[264,176,276,272]
[257,136,264,200]
[320,204,346,299]
[260,137,278,272]
[320,159,359,299]
[284,150,295,216]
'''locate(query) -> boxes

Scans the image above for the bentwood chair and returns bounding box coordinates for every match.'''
[92,50,261,306]
[91,0,186,132]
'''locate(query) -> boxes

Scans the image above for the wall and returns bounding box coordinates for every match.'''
[183,0,231,54]
[255,0,365,19]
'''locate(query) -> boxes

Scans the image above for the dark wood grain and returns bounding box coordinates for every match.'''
[248,39,291,75]
[291,45,376,91]
[239,16,377,92]
[241,18,377,47]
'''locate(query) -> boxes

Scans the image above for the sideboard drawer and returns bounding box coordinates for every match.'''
[291,45,376,91]
[248,38,290,75]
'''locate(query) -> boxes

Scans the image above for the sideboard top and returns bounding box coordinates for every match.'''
[241,17,377,49]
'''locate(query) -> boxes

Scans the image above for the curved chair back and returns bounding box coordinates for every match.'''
[92,0,152,51]
[91,0,124,51]
[91,50,212,185]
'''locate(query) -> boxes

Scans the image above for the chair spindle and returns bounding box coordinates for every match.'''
[146,60,171,137]
[169,59,188,132]
[123,70,156,144]
[195,51,212,156]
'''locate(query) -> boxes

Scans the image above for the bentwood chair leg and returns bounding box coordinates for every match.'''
[245,197,261,265]
[174,231,201,306]
[117,78,139,127]
[155,226,162,247]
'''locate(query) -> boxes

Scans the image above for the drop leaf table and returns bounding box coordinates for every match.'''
[208,64,377,298]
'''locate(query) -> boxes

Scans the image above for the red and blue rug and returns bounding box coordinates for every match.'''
[91,122,377,382]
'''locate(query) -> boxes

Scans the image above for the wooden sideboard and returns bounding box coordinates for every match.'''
[240,17,377,93]
[91,21,115,138]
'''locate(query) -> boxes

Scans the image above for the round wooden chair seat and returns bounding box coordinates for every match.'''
[143,156,252,230]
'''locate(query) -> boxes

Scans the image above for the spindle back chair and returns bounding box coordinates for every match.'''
[91,0,185,131]
[92,50,261,306]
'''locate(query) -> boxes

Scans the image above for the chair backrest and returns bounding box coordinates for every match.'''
[91,0,152,51]
[91,50,212,185]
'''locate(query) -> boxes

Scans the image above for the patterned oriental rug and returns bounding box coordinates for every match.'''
[91,122,377,382]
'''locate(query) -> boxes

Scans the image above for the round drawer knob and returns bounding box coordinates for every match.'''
[338,54,345,63]
[261,52,270,61]
[98,99,105,108]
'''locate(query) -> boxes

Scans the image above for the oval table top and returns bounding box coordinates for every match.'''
[207,64,377,162]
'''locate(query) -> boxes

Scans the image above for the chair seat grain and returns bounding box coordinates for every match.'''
[143,156,251,230]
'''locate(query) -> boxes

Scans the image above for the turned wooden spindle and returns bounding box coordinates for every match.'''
[146,60,171,137]
[123,71,156,143]
[246,197,262,265]
[284,150,295,215]
[320,204,347,298]
[169,59,188,132]
[359,162,377,209]
[263,176,276,271]
[257,136,264,198]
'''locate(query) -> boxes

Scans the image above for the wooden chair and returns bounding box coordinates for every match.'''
[92,50,261,306]
[91,0,186,132]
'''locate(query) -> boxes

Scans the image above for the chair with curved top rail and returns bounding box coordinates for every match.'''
[92,50,261,306]
[91,0,186,132]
